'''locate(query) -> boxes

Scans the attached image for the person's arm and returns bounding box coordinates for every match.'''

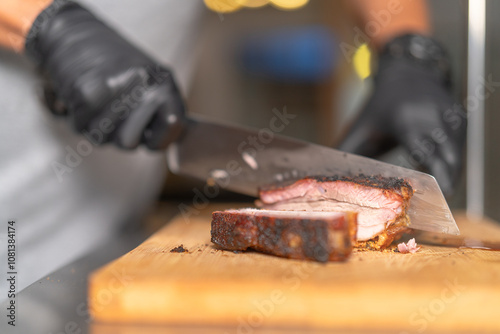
[338,0,466,197]
[349,0,431,49]
[0,0,186,150]
[0,0,52,52]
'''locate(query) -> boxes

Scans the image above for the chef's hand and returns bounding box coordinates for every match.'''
[338,34,466,197]
[25,1,185,149]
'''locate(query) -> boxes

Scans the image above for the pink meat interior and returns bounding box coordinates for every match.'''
[259,176,409,241]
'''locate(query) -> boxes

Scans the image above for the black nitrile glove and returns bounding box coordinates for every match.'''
[25,0,186,150]
[338,34,466,197]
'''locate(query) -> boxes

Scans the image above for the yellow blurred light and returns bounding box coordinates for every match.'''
[270,0,309,10]
[237,0,269,8]
[353,43,372,80]
[204,0,243,13]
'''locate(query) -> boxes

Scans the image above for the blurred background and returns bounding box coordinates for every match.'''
[3,2,500,333]
[162,0,500,220]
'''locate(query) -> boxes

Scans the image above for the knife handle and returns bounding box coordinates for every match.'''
[114,82,187,150]
[112,66,188,150]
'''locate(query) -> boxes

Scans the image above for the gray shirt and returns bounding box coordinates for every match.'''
[0,0,201,294]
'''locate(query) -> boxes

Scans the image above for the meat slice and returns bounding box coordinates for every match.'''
[258,174,414,249]
[211,209,357,262]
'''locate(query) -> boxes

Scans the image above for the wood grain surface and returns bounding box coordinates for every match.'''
[89,205,500,333]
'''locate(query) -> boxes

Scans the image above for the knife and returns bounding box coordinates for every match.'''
[166,114,460,235]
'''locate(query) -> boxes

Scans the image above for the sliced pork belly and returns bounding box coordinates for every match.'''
[258,175,414,249]
[211,209,357,262]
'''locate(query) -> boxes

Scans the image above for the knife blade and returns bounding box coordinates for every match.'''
[166,115,459,235]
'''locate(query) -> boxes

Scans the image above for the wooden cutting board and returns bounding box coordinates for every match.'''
[89,205,500,332]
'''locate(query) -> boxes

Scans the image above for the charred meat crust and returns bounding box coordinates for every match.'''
[309,175,413,198]
[311,174,411,190]
[170,245,188,253]
[211,211,357,262]
[261,174,413,200]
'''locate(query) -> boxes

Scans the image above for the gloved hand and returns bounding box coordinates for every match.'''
[338,34,466,197]
[25,0,186,150]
